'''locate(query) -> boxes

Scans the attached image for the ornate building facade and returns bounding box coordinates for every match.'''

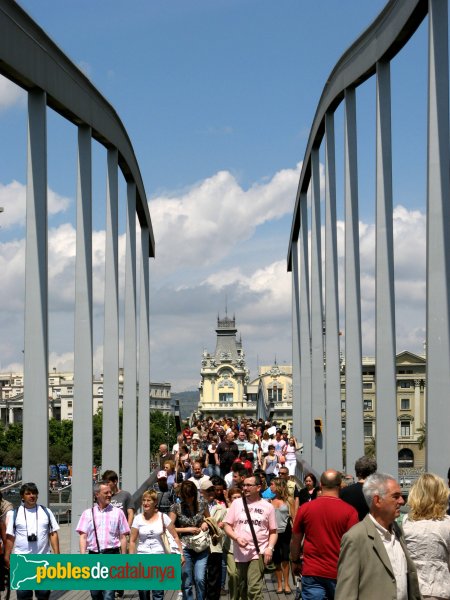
[198,314,293,426]
[198,314,250,419]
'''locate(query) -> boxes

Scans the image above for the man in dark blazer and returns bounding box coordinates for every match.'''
[335,472,421,600]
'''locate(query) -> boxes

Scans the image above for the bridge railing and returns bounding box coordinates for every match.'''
[0,0,154,550]
[288,0,448,478]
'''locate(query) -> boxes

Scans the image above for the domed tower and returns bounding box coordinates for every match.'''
[198,313,250,419]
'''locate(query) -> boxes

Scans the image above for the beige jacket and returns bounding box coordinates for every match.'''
[335,514,422,600]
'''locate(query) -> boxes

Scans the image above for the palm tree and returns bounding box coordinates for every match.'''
[416,423,426,450]
[364,436,376,458]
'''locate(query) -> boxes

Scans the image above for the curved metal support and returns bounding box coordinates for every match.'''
[0,0,153,247]
[288,0,426,266]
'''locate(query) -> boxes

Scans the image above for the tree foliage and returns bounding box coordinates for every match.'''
[0,409,177,471]
[149,411,177,457]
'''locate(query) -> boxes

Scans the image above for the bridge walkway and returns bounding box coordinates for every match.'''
[7,523,288,600]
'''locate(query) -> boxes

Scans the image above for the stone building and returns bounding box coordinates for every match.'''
[0,368,172,423]
[198,314,293,427]
[341,350,426,479]
[198,314,250,419]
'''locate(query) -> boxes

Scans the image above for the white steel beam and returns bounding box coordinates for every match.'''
[344,88,364,474]
[138,228,150,485]
[324,112,342,472]
[310,148,326,472]
[426,0,450,477]
[71,125,93,551]
[299,193,312,467]
[22,89,49,505]
[102,148,120,474]
[122,182,138,492]
[375,61,398,478]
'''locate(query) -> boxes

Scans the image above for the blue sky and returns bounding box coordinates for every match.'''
[0,1,431,390]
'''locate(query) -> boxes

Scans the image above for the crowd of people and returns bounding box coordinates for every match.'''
[1,415,450,600]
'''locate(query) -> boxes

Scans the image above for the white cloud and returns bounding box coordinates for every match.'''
[149,164,302,273]
[0,163,431,390]
[0,180,70,229]
[0,75,25,111]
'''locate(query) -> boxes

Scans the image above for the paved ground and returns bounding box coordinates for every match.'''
[6,524,296,599]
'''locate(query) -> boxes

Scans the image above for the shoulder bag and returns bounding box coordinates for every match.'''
[184,528,211,553]
[160,513,171,554]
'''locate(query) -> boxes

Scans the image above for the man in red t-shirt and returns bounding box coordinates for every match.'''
[290,469,358,600]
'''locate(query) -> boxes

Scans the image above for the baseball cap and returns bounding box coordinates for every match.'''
[199,479,214,491]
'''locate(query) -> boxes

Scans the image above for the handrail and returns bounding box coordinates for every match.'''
[287,0,427,270]
[0,0,154,255]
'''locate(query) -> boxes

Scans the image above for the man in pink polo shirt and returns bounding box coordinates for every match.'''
[77,481,130,600]
[224,474,277,600]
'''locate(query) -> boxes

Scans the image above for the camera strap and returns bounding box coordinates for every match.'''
[13,504,52,537]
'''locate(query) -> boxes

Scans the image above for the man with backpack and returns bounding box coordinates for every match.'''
[4,482,60,600]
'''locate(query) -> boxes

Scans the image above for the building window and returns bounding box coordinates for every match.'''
[363,383,372,389]
[398,448,414,468]
[268,388,283,402]
[341,422,346,440]
[400,421,411,437]
[399,381,411,388]
[341,400,346,411]
[219,393,233,403]
[97,386,103,395]
[400,398,410,410]
[363,399,372,411]
[246,394,257,402]
[67,401,72,407]
[364,422,373,438]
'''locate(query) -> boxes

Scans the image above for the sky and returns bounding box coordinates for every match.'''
[0,1,433,391]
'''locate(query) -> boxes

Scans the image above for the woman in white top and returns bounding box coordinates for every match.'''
[129,489,184,600]
[283,436,299,476]
[403,473,450,600]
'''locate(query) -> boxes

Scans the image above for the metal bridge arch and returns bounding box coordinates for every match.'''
[0,0,155,550]
[288,0,449,479]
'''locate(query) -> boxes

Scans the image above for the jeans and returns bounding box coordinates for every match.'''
[138,591,164,600]
[182,547,209,600]
[208,465,221,478]
[90,592,115,600]
[17,592,50,600]
[301,575,336,600]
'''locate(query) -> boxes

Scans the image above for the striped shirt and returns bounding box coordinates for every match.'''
[76,504,130,552]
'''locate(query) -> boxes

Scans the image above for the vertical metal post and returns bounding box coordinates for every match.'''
[310,148,326,472]
[291,239,301,444]
[23,89,48,505]
[299,193,312,465]
[102,148,119,474]
[426,0,450,476]
[324,112,342,472]
[138,228,150,484]
[375,61,398,478]
[344,88,364,474]
[122,182,137,492]
[71,125,93,551]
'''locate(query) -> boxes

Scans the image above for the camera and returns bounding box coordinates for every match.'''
[27,534,37,542]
